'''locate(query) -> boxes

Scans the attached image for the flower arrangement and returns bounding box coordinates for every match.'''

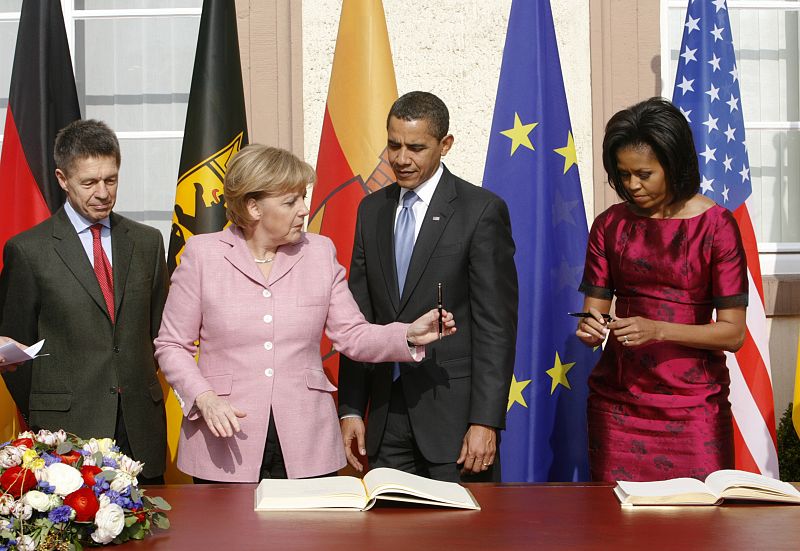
[0,430,170,550]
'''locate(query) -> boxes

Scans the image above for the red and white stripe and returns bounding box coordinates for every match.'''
[727,203,778,477]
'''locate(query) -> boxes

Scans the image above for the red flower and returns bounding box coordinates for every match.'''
[11,438,34,449]
[0,466,37,498]
[58,450,82,466]
[64,487,100,522]
[132,506,146,522]
[80,465,103,487]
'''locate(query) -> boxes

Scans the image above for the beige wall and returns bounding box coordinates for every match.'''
[301,0,594,218]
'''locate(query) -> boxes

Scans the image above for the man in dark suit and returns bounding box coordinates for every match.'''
[339,91,518,482]
[0,119,168,482]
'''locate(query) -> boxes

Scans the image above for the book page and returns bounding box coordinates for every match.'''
[615,478,717,505]
[362,468,480,509]
[705,470,800,503]
[254,476,368,510]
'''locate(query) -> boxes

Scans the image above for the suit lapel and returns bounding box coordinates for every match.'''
[221,226,305,287]
[52,208,110,320]
[222,226,270,287]
[378,185,401,313]
[399,168,456,312]
[110,213,133,318]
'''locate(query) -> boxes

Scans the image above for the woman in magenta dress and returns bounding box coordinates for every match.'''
[576,97,748,482]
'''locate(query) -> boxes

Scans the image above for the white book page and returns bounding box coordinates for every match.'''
[705,470,800,499]
[617,478,712,498]
[255,476,367,510]
[363,468,477,508]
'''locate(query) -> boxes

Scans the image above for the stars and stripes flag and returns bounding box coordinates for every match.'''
[672,0,778,476]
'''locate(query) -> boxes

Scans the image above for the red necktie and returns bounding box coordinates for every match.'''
[90,224,115,323]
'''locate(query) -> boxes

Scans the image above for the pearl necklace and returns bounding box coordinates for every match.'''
[254,256,275,264]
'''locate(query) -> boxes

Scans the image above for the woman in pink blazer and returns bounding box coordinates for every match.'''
[155,145,454,482]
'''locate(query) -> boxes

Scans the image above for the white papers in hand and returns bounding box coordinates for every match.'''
[0,339,46,366]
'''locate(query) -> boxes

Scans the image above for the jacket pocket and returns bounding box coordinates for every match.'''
[148,380,164,402]
[305,369,337,392]
[297,295,328,307]
[29,392,72,412]
[431,242,462,257]
[436,357,472,379]
[205,374,233,396]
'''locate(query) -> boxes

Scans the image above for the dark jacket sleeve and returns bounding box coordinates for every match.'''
[0,240,40,417]
[466,196,518,428]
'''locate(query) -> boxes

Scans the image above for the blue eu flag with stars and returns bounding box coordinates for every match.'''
[483,0,599,482]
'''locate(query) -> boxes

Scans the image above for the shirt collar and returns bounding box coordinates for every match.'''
[64,201,111,233]
[399,163,443,206]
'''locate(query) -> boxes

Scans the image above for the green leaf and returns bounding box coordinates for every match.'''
[93,451,104,466]
[131,485,141,502]
[125,514,138,527]
[147,495,172,510]
[99,469,118,481]
[130,522,146,540]
[56,441,74,454]
[153,513,171,530]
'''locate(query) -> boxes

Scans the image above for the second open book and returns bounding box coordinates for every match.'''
[614,469,800,506]
[254,467,480,511]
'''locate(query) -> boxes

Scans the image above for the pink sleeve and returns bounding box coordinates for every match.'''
[579,211,613,299]
[711,209,748,309]
[321,239,424,363]
[154,237,213,417]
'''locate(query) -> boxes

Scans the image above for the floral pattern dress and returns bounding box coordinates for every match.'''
[580,203,748,482]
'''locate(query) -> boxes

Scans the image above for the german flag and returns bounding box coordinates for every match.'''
[167,0,248,273]
[308,0,398,382]
[0,0,80,441]
[163,0,248,483]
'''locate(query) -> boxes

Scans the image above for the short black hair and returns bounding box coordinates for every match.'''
[54,119,121,175]
[387,91,449,140]
[602,97,700,204]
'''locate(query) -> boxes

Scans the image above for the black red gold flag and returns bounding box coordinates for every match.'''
[0,0,81,270]
[167,0,248,273]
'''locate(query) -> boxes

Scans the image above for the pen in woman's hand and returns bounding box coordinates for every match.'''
[568,312,613,322]
[437,283,443,339]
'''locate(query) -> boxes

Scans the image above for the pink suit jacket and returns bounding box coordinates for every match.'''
[155,226,419,481]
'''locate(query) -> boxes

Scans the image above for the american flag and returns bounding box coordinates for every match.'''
[672,0,778,476]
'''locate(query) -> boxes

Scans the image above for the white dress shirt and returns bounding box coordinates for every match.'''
[64,201,113,267]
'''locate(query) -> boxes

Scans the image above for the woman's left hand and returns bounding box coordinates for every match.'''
[608,316,660,347]
[406,308,456,346]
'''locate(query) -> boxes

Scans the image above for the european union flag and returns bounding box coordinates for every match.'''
[483,0,599,482]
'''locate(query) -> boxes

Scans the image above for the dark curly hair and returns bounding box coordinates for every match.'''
[602,97,700,205]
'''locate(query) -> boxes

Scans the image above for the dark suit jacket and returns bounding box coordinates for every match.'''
[0,208,169,477]
[339,165,518,464]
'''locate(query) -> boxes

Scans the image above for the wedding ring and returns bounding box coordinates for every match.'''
[483,463,490,467]
[624,336,629,343]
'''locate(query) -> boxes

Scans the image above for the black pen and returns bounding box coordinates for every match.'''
[568,312,613,322]
[437,283,443,339]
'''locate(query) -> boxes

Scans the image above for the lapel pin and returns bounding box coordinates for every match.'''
[432,216,440,221]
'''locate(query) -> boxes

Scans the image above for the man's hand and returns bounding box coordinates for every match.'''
[194,390,247,437]
[340,417,367,472]
[457,424,497,475]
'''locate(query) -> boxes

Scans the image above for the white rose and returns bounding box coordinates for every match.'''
[43,463,84,496]
[16,534,36,551]
[109,472,137,493]
[116,455,144,478]
[47,494,63,510]
[91,503,125,544]
[23,490,53,512]
[0,494,15,515]
[10,500,32,520]
[0,445,24,468]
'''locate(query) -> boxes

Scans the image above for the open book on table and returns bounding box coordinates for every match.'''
[614,469,800,506]
[254,467,480,511]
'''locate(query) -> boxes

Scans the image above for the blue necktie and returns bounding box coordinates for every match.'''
[393,190,419,381]
[395,191,420,296]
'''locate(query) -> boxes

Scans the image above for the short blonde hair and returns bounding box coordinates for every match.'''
[224,144,315,228]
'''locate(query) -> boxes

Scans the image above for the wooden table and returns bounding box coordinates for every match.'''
[129,483,800,550]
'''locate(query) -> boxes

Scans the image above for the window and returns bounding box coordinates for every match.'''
[0,0,201,242]
[662,0,800,275]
